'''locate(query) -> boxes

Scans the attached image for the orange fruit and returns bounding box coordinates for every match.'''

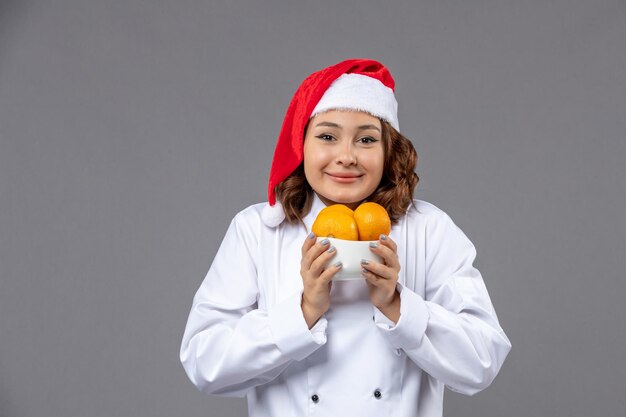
[353,202,391,241]
[318,204,354,217]
[312,209,359,240]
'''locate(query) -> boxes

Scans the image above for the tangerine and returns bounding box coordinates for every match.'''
[353,202,391,241]
[311,210,359,241]
[318,204,354,217]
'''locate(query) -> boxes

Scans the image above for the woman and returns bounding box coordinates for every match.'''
[180,59,511,417]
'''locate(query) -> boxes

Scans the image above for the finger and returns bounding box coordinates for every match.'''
[301,232,317,257]
[319,260,343,284]
[301,238,332,270]
[368,240,400,270]
[379,234,397,253]
[310,244,338,276]
[362,269,398,298]
[361,259,396,281]
[361,267,384,287]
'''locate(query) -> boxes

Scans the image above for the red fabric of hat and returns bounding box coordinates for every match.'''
[267,58,395,205]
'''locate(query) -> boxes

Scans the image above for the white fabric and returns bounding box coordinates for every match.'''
[180,194,511,417]
[311,73,400,130]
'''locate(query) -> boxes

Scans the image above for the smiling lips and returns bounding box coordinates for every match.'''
[326,172,363,184]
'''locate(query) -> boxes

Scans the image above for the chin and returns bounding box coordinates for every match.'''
[327,194,367,206]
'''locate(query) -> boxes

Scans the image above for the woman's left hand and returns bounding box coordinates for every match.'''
[361,234,401,323]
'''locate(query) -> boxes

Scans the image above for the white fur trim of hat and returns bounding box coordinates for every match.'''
[311,73,399,131]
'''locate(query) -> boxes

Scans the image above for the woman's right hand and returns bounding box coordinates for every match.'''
[300,233,342,329]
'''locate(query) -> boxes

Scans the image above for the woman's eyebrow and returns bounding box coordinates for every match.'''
[314,122,381,132]
[357,124,381,132]
[315,121,341,129]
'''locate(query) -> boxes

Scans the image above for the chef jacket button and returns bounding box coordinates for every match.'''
[374,389,382,399]
[311,394,319,403]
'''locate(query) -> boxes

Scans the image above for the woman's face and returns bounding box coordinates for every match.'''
[303,110,384,209]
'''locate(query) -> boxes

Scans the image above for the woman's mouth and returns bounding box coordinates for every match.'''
[326,173,363,184]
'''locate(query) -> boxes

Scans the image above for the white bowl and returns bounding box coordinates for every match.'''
[319,237,383,280]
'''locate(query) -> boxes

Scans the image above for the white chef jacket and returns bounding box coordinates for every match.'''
[180,194,511,417]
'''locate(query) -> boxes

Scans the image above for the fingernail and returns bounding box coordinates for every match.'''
[308,232,316,240]
[321,238,330,246]
[361,259,369,265]
[362,268,369,274]
[369,242,378,248]
[380,234,387,240]
[327,246,336,253]
[334,261,343,268]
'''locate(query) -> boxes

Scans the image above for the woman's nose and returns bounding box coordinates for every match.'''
[336,141,357,166]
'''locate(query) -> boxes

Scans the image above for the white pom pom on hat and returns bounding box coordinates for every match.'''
[261,201,286,228]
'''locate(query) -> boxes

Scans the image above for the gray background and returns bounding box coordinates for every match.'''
[1,0,625,416]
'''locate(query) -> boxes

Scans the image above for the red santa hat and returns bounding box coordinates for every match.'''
[262,58,398,226]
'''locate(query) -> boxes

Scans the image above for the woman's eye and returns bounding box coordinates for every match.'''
[316,134,335,141]
[358,136,378,144]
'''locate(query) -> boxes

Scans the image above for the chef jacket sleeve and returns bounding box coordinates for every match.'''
[180,212,327,397]
[374,212,511,395]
